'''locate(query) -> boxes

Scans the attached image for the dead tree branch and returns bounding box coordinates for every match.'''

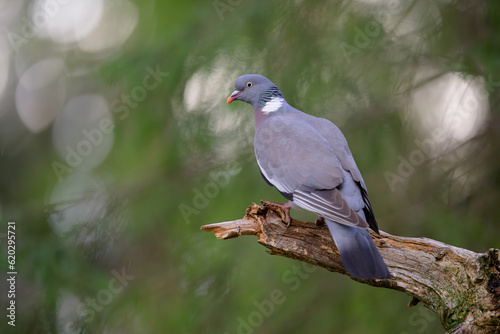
[201,203,500,333]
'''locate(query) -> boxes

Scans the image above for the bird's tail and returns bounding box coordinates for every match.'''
[325,219,390,279]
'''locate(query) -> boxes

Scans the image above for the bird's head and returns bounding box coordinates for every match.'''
[227,74,283,109]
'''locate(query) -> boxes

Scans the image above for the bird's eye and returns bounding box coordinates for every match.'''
[246,82,253,88]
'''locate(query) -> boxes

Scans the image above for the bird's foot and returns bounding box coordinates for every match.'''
[261,201,292,226]
[315,217,325,226]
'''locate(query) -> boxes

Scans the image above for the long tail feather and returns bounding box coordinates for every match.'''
[326,219,390,279]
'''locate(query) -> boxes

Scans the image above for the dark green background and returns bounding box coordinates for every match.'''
[1,1,499,333]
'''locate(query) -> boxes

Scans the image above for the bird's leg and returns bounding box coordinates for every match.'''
[315,216,325,226]
[262,201,292,226]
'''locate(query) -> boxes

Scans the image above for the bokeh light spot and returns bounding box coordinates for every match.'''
[15,57,66,133]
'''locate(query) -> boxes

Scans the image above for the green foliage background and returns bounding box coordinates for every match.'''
[1,0,499,333]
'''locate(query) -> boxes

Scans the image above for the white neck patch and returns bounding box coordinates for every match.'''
[261,96,285,113]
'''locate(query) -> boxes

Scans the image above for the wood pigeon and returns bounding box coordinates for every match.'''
[227,74,390,280]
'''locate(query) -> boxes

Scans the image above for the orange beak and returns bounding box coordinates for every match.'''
[227,90,241,104]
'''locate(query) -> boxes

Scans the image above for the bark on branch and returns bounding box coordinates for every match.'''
[201,203,500,334]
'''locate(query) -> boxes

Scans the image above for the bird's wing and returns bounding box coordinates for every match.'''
[311,117,366,187]
[311,116,379,232]
[292,188,369,228]
[254,114,369,229]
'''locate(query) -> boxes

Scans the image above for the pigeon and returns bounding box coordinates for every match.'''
[227,74,390,280]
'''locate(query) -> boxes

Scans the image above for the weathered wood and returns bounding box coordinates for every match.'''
[201,202,500,333]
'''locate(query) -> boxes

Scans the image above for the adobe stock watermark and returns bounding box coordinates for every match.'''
[399,306,436,334]
[225,262,318,334]
[384,74,500,191]
[339,1,403,63]
[178,115,304,225]
[51,65,169,182]
[384,127,447,192]
[6,0,70,53]
[178,160,243,224]
[63,267,135,332]
[213,0,243,21]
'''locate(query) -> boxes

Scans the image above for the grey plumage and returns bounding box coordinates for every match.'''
[227,74,390,279]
